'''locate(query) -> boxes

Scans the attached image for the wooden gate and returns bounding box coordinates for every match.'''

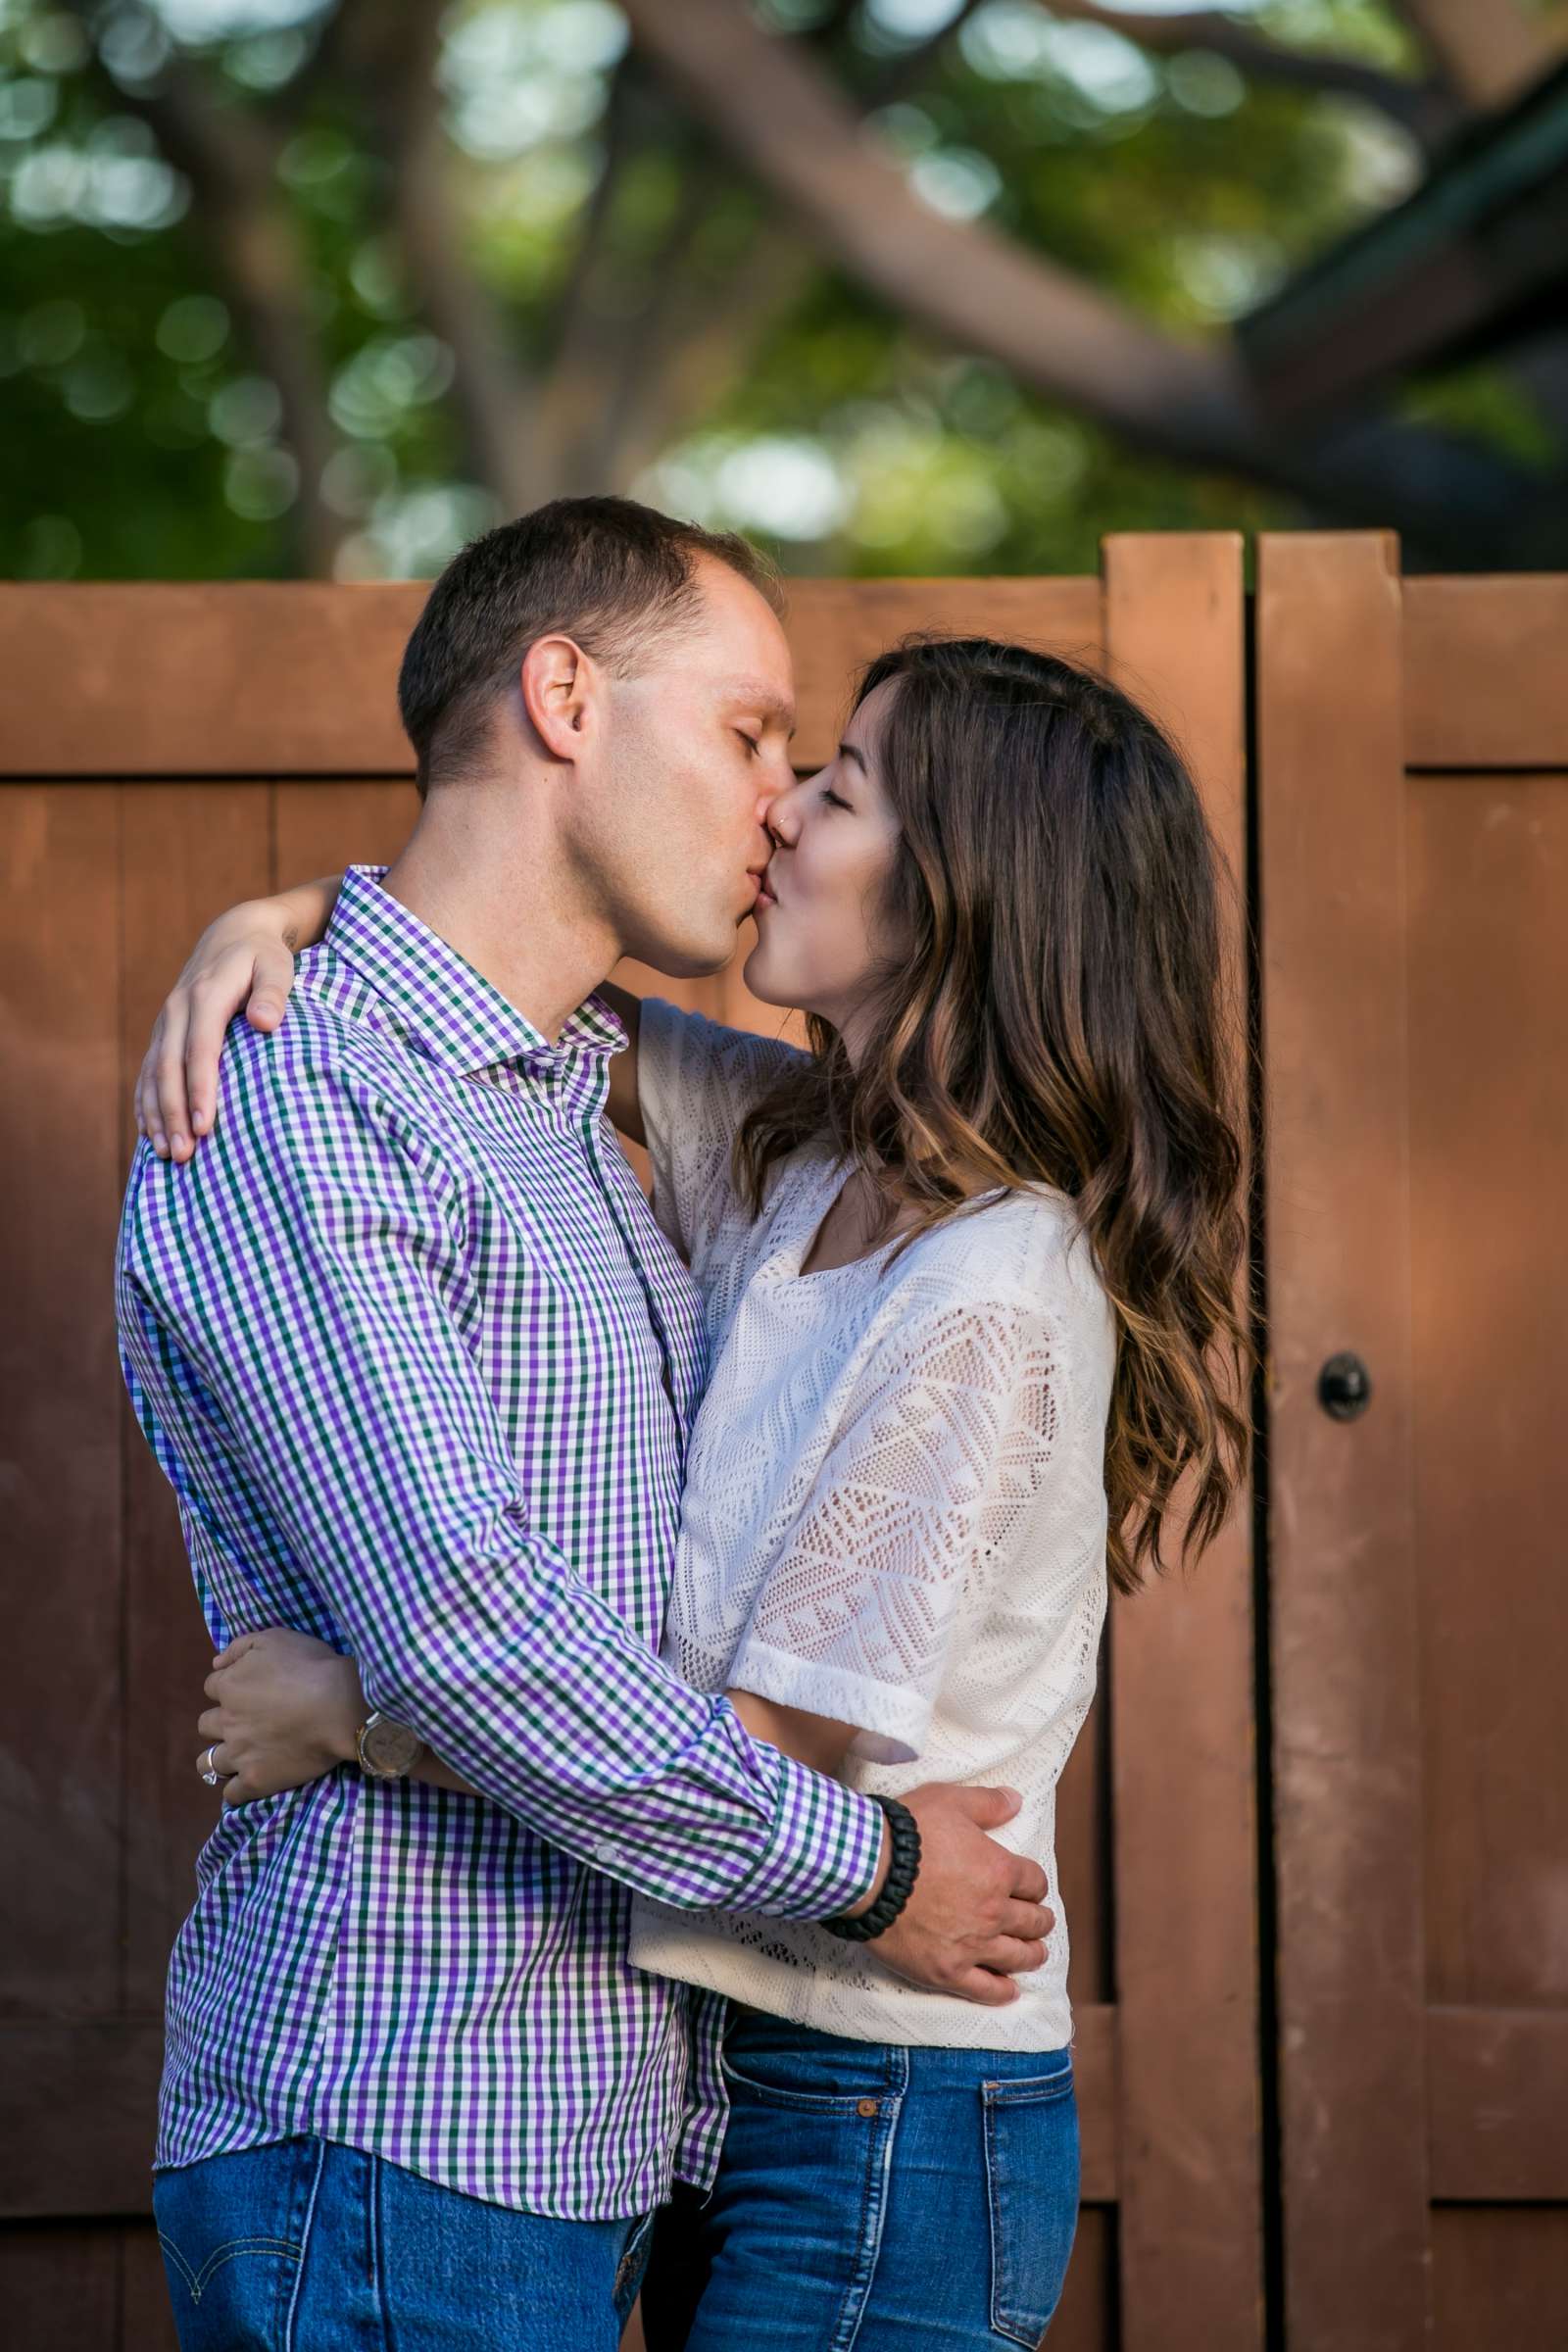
[1258,536,1568,2350]
[7,524,1467,2352]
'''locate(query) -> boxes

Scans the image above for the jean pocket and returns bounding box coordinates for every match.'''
[153,2141,318,2351]
[982,2064,1080,2347]
[721,2028,892,2116]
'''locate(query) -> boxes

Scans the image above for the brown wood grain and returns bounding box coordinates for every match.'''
[272,778,422,882]
[122,2223,180,2352]
[0,578,1101,782]
[1431,2208,1568,2352]
[1427,2009,1568,2201]
[0,2225,120,2346]
[1403,771,1568,2019]
[1069,2002,1118,2204]
[1257,532,1432,2351]
[781,576,1102,767]
[1101,534,1262,2352]
[0,585,428,777]
[1054,1678,1109,2013]
[1048,2204,1116,2352]
[0,788,125,2024]
[1404,576,1568,769]
[0,2023,164,2219]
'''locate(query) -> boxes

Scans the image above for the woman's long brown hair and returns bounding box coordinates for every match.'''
[734,636,1254,1597]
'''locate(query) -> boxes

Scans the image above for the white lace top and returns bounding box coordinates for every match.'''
[624,1000,1115,2051]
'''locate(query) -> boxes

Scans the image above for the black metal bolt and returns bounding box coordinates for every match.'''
[1317,1351,1373,1421]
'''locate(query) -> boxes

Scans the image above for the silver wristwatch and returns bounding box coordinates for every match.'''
[355,1709,426,1781]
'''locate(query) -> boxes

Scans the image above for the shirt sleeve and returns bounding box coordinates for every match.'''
[636,997,808,1278]
[118,1034,881,1924]
[725,1298,1064,1765]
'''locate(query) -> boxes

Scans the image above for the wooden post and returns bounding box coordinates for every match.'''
[1101,534,1264,2352]
[1255,533,1432,2351]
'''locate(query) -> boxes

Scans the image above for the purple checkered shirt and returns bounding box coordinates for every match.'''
[117,864,882,2218]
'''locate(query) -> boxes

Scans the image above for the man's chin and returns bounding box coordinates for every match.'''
[628,929,735,982]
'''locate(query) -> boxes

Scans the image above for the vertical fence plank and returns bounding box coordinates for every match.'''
[122,2223,180,2352]
[0,2229,120,2348]
[272,779,421,882]
[1256,532,1431,2351]
[1,788,125,2017]
[1098,534,1262,2352]
[0,785,134,2323]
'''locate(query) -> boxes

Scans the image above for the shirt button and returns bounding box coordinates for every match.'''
[857,2098,879,2119]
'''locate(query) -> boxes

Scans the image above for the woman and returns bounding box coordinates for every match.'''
[140,637,1251,2348]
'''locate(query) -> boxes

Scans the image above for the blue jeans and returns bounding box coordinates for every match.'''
[644,2006,1079,2350]
[152,2135,656,2351]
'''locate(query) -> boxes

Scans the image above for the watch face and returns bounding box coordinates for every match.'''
[360,1712,423,1778]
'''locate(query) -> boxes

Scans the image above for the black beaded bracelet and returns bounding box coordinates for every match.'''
[821,1795,922,1942]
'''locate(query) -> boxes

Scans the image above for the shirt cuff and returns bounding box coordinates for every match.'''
[728,1751,886,1921]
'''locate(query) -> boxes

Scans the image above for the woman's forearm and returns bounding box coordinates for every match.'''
[411,1750,485,1797]
[275,872,343,953]
[727,1687,855,1778]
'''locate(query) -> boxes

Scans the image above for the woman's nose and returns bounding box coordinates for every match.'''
[761,777,803,845]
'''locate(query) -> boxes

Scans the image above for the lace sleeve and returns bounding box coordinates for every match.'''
[726,1299,1064,1765]
[636,998,808,1277]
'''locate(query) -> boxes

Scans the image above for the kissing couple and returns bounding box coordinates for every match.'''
[120,495,1250,2349]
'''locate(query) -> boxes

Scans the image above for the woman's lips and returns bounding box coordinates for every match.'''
[753,874,778,910]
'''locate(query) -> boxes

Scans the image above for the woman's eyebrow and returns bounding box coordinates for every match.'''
[838,740,867,771]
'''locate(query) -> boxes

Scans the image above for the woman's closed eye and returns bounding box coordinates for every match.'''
[821,787,853,810]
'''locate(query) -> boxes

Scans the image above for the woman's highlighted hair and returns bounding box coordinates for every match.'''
[735,636,1254,1596]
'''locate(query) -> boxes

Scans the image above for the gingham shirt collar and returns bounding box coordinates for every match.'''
[328,862,628,1083]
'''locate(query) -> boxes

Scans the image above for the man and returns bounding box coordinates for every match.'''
[120,498,1050,2350]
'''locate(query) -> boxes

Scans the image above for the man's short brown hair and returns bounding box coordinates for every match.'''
[397,496,781,796]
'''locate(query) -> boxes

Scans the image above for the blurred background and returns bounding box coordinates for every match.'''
[2,0,1567,587]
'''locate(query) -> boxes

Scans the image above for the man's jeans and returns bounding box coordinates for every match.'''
[153,2135,656,2352]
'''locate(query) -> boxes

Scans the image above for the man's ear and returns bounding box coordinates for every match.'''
[518,633,595,761]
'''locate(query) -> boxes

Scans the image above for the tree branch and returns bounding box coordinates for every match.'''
[618,0,1566,563]
[590,215,817,492]
[523,61,684,492]
[347,0,549,513]
[621,0,1261,465]
[534,0,998,496]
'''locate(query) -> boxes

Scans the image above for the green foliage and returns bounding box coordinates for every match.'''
[0,0,1548,580]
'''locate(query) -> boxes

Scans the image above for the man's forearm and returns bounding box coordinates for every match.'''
[354,1579,886,1924]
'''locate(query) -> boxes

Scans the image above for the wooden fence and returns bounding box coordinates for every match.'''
[0,535,1561,2349]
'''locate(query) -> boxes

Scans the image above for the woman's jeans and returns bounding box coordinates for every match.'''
[643,2006,1080,2351]
[152,2134,655,2352]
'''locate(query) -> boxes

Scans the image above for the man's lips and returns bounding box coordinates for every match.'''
[749,867,778,911]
